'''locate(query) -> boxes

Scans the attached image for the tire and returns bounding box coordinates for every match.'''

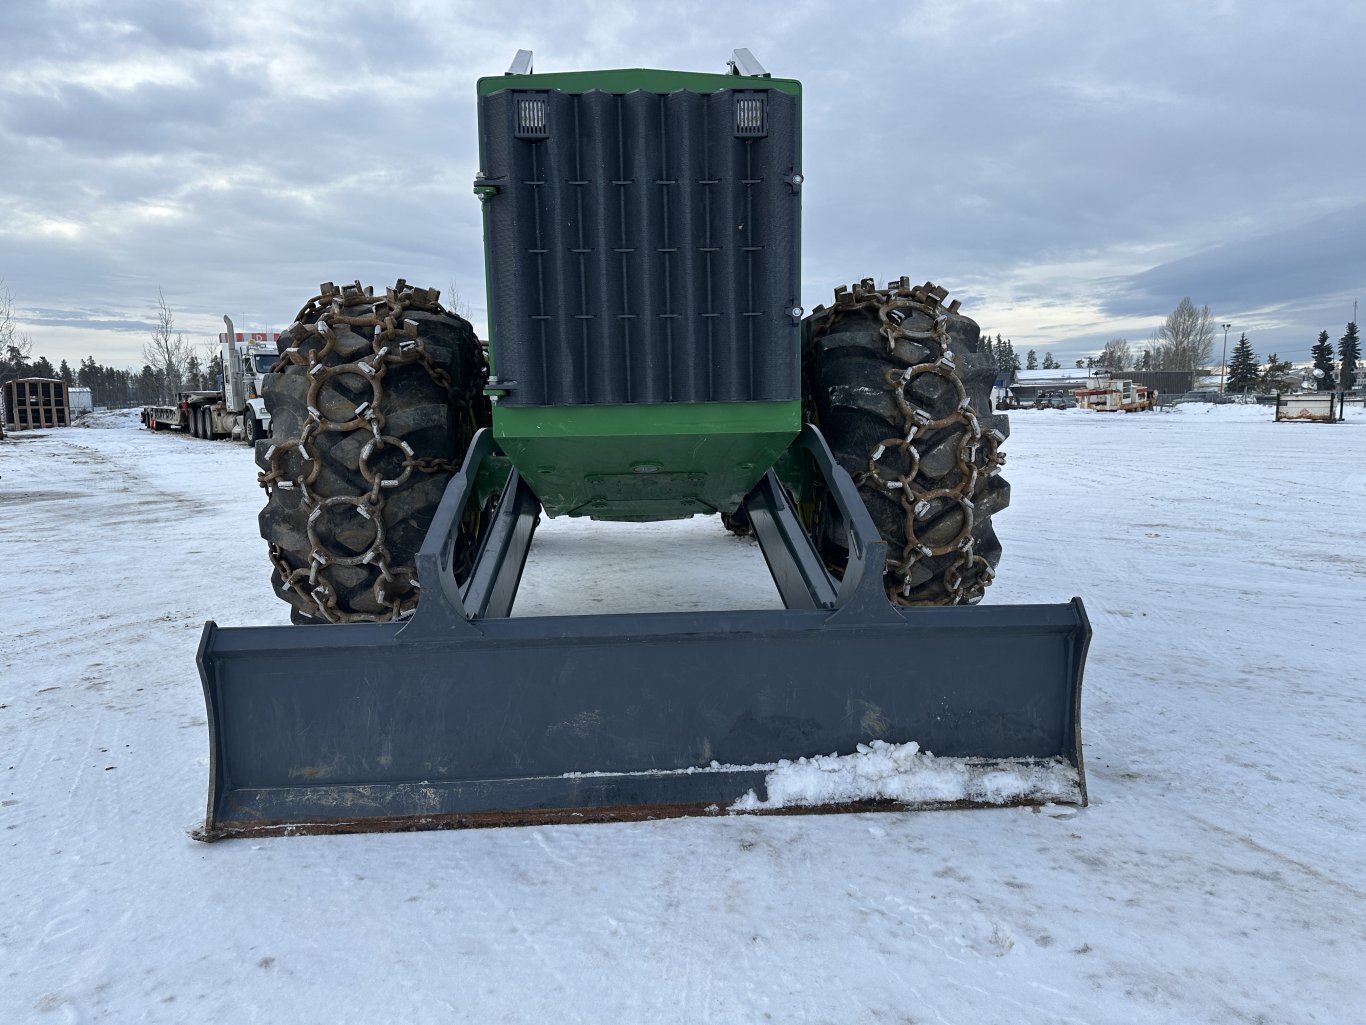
[720,507,752,537]
[803,278,1010,606]
[243,412,258,446]
[256,280,490,623]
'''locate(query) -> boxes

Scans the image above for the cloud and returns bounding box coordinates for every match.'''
[1107,205,1366,315]
[1,0,1363,371]
[21,307,159,333]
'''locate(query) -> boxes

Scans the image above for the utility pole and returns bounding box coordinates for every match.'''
[1341,304,1352,422]
[1220,323,1231,394]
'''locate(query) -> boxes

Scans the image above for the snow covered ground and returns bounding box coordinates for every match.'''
[2,403,1364,1024]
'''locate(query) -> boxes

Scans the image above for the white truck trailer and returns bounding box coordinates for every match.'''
[142,317,277,443]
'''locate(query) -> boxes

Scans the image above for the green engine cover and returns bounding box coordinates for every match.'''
[476,62,803,519]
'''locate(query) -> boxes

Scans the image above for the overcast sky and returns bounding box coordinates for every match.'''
[2,0,1363,372]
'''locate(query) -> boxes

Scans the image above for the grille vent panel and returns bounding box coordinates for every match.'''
[480,87,801,407]
[734,92,767,137]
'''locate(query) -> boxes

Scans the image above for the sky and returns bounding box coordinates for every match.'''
[1,0,1362,372]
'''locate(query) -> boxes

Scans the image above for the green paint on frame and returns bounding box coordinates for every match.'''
[493,401,800,519]
[477,68,801,98]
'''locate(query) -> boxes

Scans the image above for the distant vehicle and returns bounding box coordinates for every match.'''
[141,316,277,443]
[1034,393,1077,409]
[1174,390,1233,405]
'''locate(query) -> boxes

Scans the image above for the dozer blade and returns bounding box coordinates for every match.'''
[197,428,1089,839]
[198,600,1088,839]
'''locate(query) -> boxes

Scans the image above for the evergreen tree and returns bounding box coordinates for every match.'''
[1003,340,1019,378]
[989,334,1006,373]
[1075,359,1085,368]
[1225,333,1259,392]
[58,359,74,386]
[1310,330,1336,390]
[1259,353,1295,393]
[1041,352,1058,369]
[1026,349,1038,370]
[139,364,160,403]
[1339,321,1360,391]
[986,334,1019,379]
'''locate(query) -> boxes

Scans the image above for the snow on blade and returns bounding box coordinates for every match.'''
[730,740,1081,811]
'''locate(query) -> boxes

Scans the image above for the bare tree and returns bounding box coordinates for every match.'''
[1,279,35,384]
[1154,297,1215,370]
[143,288,194,401]
[447,278,472,321]
[0,279,14,351]
[1095,337,1132,372]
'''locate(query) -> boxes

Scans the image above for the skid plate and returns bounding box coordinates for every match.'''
[196,598,1089,839]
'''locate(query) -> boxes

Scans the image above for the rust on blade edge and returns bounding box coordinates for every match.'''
[192,794,1069,842]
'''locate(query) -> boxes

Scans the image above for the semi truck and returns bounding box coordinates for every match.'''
[142,316,277,443]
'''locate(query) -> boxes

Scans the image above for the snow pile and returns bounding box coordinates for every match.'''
[72,407,142,429]
[731,740,1081,811]
[561,740,1081,811]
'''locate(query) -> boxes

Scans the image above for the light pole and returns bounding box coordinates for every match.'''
[1219,323,1231,394]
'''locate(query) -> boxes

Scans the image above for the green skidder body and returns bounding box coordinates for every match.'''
[476,63,804,518]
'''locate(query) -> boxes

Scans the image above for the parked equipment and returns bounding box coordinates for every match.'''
[197,51,1091,840]
[1073,378,1154,412]
[3,378,72,431]
[1275,392,1341,422]
[142,318,276,443]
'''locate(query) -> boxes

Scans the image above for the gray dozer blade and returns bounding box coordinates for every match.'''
[197,428,1089,840]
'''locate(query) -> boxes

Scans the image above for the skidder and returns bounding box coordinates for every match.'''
[196,50,1089,840]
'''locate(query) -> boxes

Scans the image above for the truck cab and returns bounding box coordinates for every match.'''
[220,325,279,440]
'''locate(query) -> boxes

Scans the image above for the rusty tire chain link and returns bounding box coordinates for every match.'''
[808,276,1005,606]
[258,280,481,623]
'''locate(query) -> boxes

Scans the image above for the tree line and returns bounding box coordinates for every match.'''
[987,294,1361,393]
[984,296,1224,383]
[1,346,224,409]
[1305,323,1360,392]
[1094,306,1358,394]
[1,282,223,407]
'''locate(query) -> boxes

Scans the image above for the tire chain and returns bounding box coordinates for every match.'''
[807,277,1006,606]
[257,279,486,623]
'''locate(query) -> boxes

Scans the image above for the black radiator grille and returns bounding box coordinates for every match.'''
[478,87,801,407]
[514,93,549,139]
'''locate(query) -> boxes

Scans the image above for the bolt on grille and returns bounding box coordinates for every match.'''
[514,93,549,139]
[734,92,767,137]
